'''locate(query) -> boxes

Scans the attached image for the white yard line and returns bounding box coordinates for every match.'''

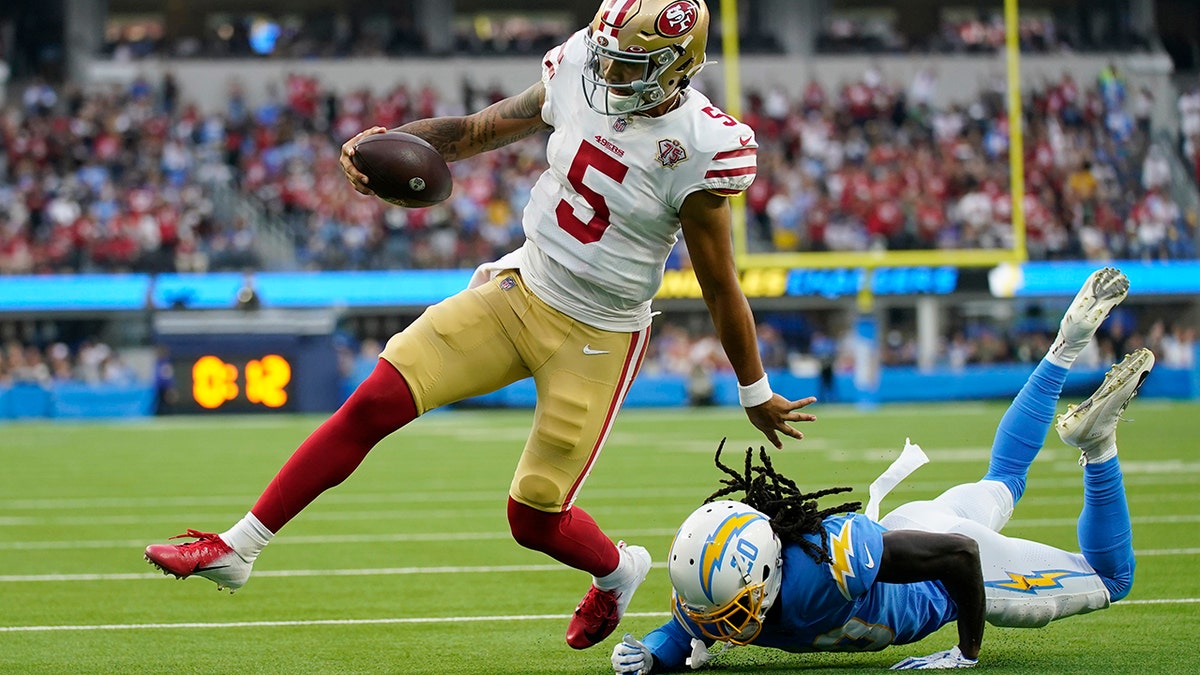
[3,511,1199,549]
[2,600,1197,633]
[4,545,1199,584]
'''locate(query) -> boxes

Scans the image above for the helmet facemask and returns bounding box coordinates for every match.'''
[679,575,773,645]
[583,35,689,115]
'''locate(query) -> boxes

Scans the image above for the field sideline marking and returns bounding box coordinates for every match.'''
[4,547,1199,583]
[3,599,1198,633]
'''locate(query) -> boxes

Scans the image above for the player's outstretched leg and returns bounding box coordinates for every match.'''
[145,360,418,591]
[1056,348,1154,602]
[565,541,652,649]
[982,267,1128,505]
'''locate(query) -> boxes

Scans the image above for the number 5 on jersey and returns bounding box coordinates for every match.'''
[555,140,630,244]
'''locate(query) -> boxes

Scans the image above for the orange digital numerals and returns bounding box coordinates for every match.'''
[192,354,292,409]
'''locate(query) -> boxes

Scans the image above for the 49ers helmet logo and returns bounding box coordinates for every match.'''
[656,1,699,38]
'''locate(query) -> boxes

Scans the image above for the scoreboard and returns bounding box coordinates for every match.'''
[184,353,295,411]
[155,309,342,414]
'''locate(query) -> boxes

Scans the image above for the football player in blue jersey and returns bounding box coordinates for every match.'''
[612,267,1152,671]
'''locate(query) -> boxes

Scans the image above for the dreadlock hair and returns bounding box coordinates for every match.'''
[704,438,862,565]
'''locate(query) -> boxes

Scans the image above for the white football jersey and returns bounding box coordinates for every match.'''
[514,29,757,332]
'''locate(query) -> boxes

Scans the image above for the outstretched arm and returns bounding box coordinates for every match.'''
[679,190,817,448]
[396,81,549,160]
[340,82,550,194]
[878,530,985,660]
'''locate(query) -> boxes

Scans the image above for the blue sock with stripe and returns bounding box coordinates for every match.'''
[982,359,1069,505]
[1079,458,1136,601]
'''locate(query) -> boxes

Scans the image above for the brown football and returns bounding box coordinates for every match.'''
[351,131,452,207]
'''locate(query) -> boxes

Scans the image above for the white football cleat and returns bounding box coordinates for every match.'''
[1056,348,1154,465]
[1052,267,1129,355]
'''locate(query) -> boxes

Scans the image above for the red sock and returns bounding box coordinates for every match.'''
[251,359,417,532]
[507,497,620,577]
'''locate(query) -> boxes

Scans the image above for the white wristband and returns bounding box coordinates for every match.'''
[737,374,773,408]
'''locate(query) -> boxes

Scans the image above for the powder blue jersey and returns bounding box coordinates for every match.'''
[644,513,958,669]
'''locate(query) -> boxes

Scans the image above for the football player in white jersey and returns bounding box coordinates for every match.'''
[145,0,816,651]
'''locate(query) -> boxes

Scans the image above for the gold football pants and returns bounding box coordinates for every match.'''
[381,271,650,512]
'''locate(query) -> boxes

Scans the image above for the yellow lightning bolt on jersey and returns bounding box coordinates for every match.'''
[827,520,856,601]
[991,570,1075,593]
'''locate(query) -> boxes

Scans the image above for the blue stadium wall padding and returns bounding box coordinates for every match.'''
[51,384,156,419]
[453,363,1197,411]
[2,363,1196,422]
[2,384,53,418]
[0,383,153,420]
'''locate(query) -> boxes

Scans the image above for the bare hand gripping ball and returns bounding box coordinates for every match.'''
[351,131,453,207]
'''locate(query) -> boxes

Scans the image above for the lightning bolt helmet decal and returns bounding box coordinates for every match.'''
[699,512,765,602]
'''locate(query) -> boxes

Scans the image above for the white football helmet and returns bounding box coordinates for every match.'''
[667,500,783,646]
[583,0,711,115]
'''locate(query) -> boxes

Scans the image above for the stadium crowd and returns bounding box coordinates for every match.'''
[103,13,572,60]
[102,9,1145,61]
[1,65,1198,276]
[741,65,1197,261]
[636,311,1195,393]
[818,9,1158,55]
[0,338,137,387]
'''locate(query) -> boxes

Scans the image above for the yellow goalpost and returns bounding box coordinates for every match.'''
[722,0,1029,272]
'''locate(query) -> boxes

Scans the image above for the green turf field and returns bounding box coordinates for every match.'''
[2,400,1198,674]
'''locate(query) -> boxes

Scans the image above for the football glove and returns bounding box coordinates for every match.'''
[612,633,654,674]
[685,638,721,669]
[890,645,978,670]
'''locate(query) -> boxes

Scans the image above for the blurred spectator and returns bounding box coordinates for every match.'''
[1160,324,1196,369]
[1132,86,1154,136]
[153,345,177,414]
[1141,145,1171,191]
[1181,85,1200,188]
[1180,85,1200,142]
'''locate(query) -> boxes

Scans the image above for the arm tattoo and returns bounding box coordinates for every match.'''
[497,83,545,120]
[396,83,547,161]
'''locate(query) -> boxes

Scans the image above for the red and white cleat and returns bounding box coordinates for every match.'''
[566,542,652,650]
[144,529,252,593]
